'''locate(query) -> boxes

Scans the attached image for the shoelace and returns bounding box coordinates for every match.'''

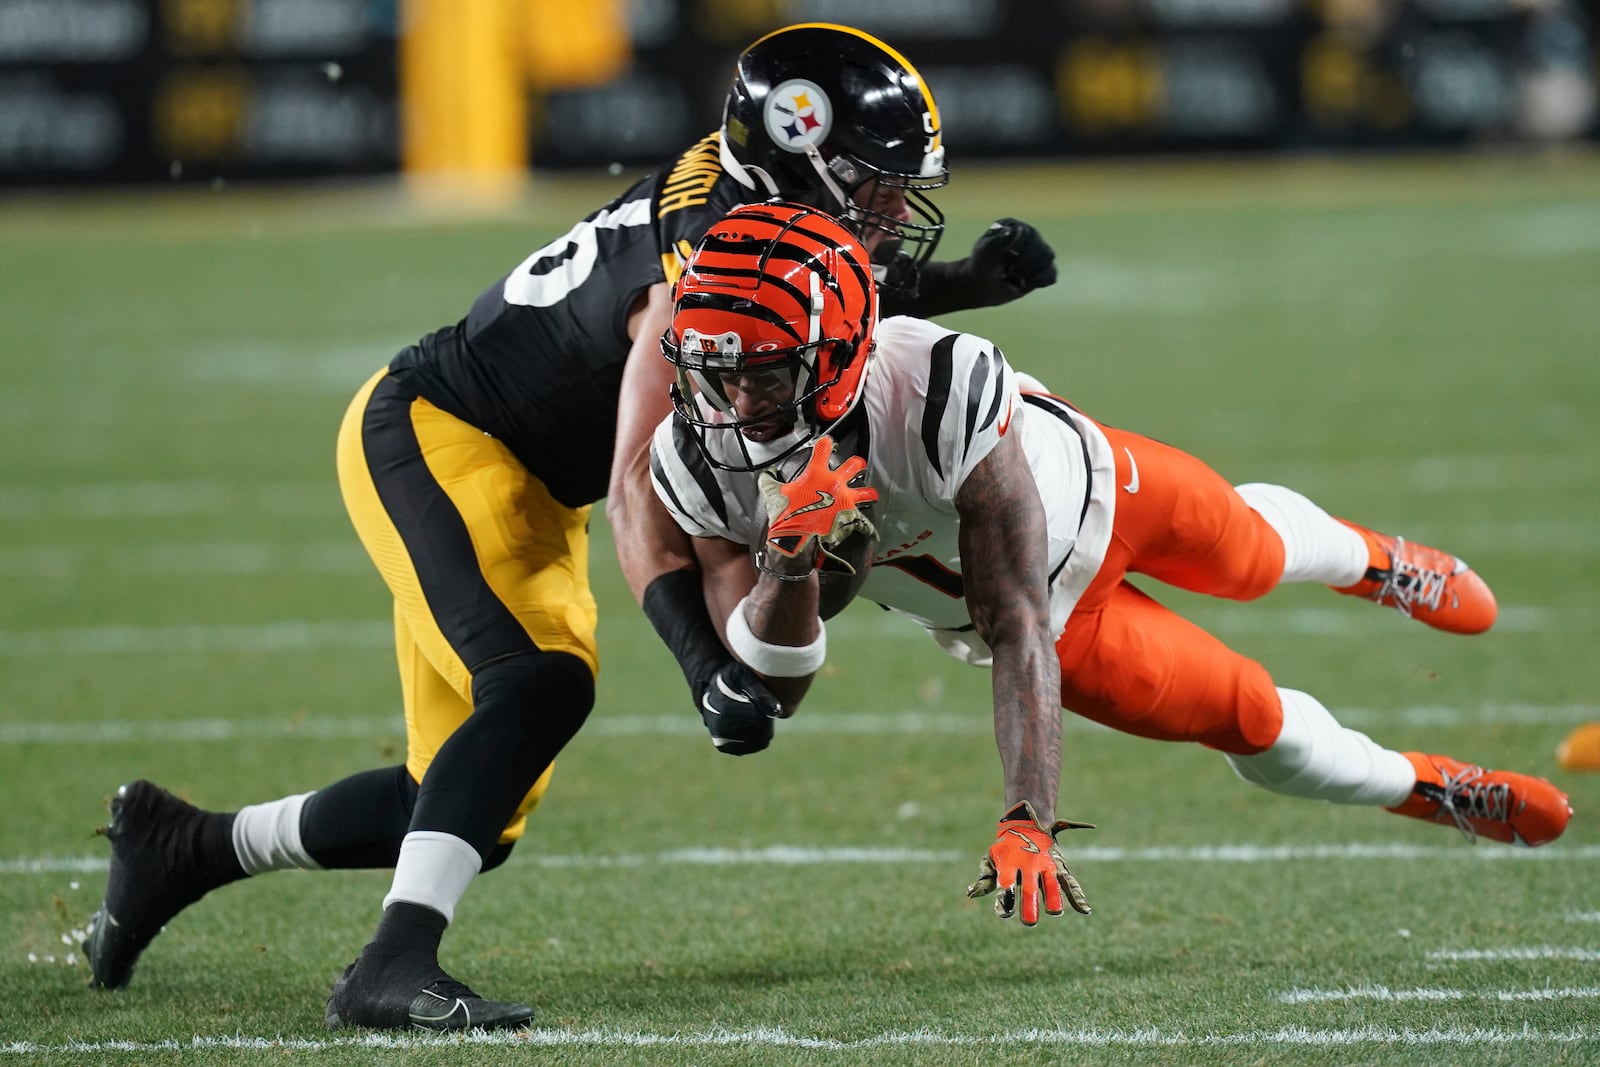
[1434,763,1513,842]
[1373,537,1452,617]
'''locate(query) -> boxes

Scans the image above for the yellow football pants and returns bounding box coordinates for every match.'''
[334,368,599,842]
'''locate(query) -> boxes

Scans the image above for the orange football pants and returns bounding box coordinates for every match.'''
[1054,422,1286,755]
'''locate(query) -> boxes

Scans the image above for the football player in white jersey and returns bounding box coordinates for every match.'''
[648,203,1574,926]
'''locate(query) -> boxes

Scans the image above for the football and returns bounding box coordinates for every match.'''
[1556,721,1600,771]
[817,528,876,620]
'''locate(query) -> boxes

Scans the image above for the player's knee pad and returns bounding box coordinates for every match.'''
[1180,481,1283,602]
[415,651,595,856]
[469,649,596,747]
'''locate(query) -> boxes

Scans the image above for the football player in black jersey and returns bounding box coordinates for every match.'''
[82,23,1059,1031]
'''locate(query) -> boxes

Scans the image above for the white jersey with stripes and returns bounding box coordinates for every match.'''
[649,315,1118,666]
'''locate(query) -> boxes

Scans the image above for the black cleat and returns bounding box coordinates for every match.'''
[84,781,219,990]
[325,950,534,1032]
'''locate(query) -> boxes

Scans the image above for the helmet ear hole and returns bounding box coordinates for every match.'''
[828,155,862,188]
[829,339,856,379]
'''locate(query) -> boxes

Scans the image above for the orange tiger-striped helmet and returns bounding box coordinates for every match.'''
[664,202,878,472]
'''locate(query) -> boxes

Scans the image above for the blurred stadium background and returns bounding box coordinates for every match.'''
[2,0,1597,189]
[4,1,1600,1062]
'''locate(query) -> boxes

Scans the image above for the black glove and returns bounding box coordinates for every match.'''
[643,570,782,756]
[968,217,1058,304]
[880,218,1058,318]
[696,660,783,756]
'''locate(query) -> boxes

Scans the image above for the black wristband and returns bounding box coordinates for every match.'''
[641,569,728,691]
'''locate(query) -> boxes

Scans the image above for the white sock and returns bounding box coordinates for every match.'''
[232,792,321,875]
[1225,688,1416,807]
[382,831,482,925]
[1235,483,1370,586]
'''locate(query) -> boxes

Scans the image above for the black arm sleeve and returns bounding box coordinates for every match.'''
[880,258,978,319]
[641,568,730,694]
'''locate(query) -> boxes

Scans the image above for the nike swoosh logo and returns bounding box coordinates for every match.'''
[411,995,470,1027]
[788,490,835,517]
[701,674,754,717]
[1122,447,1140,494]
[997,397,1015,436]
[1003,828,1041,853]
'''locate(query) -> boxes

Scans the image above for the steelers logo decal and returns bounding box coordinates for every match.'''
[764,78,832,153]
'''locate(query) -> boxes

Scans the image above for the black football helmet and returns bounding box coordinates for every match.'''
[720,23,947,282]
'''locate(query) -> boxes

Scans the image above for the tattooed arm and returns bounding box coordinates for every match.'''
[956,430,1063,824]
[691,532,820,714]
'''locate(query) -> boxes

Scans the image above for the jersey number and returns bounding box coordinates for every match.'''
[503,197,651,309]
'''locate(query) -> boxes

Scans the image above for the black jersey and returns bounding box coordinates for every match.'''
[387,133,750,509]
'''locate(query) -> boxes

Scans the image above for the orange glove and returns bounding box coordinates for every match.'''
[966,801,1094,925]
[757,435,878,569]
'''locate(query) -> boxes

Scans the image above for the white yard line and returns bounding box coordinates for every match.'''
[4,702,1596,746]
[7,842,1600,876]
[0,542,367,578]
[1330,703,1600,727]
[1427,948,1600,962]
[0,715,406,744]
[1188,605,1557,636]
[1,516,1595,578]
[2,1026,1595,1054]
[6,454,1595,517]
[0,481,334,520]
[0,603,1578,658]
[0,621,393,657]
[1280,985,1600,1003]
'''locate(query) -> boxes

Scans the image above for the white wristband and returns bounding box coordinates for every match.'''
[725,595,826,677]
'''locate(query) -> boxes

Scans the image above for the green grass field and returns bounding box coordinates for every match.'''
[2,153,1599,1065]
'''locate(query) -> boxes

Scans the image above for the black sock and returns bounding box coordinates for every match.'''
[365,901,447,958]
[199,812,246,887]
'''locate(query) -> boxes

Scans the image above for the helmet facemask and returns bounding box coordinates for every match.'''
[665,333,859,474]
[820,147,947,276]
[664,204,878,474]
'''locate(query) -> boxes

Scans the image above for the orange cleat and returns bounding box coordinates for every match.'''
[1557,722,1600,772]
[1332,521,1497,634]
[1388,753,1572,846]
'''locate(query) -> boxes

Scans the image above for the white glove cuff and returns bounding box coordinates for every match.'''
[725,595,825,677]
